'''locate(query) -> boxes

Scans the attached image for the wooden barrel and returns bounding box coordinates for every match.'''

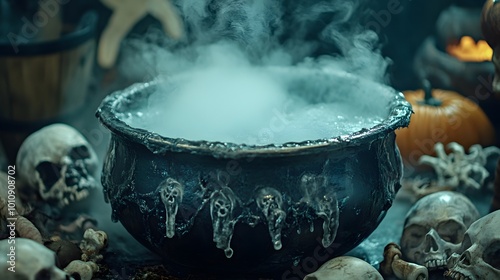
[0,11,97,163]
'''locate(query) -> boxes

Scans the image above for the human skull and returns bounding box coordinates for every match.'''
[304,256,383,280]
[16,124,98,208]
[445,210,500,280]
[401,191,479,271]
[0,238,70,280]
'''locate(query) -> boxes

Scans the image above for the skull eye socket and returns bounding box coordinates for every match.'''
[36,161,62,190]
[402,225,427,248]
[68,145,91,160]
[35,268,51,280]
[483,240,500,270]
[436,220,466,244]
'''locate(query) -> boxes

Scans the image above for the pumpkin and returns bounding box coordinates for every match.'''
[481,0,500,48]
[396,82,496,166]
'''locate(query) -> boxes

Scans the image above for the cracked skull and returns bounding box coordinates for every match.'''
[401,191,479,271]
[16,124,98,208]
[304,256,383,280]
[445,210,500,280]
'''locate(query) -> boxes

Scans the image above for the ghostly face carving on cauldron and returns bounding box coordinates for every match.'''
[445,210,500,280]
[159,178,184,238]
[400,191,479,271]
[256,187,286,250]
[16,124,98,208]
[210,186,238,258]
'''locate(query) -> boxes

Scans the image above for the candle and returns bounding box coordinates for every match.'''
[447,36,493,62]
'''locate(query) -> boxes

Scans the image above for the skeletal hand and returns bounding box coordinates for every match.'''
[98,0,184,68]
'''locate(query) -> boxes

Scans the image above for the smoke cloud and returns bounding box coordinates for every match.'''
[118,0,394,145]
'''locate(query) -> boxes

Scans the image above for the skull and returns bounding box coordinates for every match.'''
[256,187,286,250]
[16,124,98,208]
[401,191,479,271]
[445,210,500,280]
[159,178,184,238]
[304,256,383,280]
[210,186,237,258]
[0,238,70,280]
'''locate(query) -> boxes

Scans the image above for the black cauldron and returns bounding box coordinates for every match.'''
[96,68,412,277]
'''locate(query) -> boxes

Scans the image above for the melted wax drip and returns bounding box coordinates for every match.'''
[210,187,237,258]
[267,210,285,250]
[299,174,340,248]
[256,187,286,251]
[316,194,339,248]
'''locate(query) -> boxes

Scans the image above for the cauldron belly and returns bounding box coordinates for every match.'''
[101,133,398,275]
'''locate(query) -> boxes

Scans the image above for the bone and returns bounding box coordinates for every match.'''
[98,0,184,68]
[417,142,499,192]
[80,228,108,262]
[59,214,98,234]
[64,260,99,280]
[380,243,428,280]
[15,215,43,244]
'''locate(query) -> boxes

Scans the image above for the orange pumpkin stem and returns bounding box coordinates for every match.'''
[418,80,443,107]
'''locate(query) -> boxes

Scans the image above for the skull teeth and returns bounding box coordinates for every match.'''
[425,258,447,270]
[444,270,472,280]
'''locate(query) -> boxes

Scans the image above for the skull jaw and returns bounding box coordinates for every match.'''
[423,253,449,271]
[444,265,475,280]
[38,160,96,208]
[445,252,500,280]
[404,237,461,271]
[40,178,92,208]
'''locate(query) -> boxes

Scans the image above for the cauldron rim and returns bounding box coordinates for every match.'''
[96,68,412,158]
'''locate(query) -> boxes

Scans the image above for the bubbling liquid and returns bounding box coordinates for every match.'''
[119,66,393,145]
